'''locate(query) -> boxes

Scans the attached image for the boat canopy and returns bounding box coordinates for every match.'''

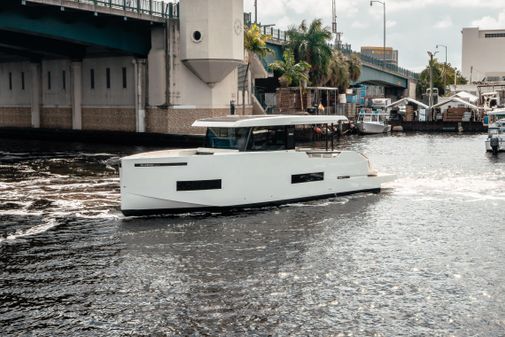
[487,109,505,115]
[387,97,429,109]
[192,115,348,128]
[432,97,480,110]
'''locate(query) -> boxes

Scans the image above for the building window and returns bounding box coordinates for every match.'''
[90,69,95,89]
[485,33,505,38]
[21,72,25,90]
[62,70,66,90]
[106,68,111,89]
[47,71,51,90]
[8,72,12,90]
[122,67,127,89]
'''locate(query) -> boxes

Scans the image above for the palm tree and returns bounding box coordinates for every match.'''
[243,24,272,114]
[287,19,333,86]
[326,50,349,92]
[347,53,362,82]
[269,49,311,110]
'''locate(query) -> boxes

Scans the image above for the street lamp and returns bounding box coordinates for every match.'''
[370,0,386,68]
[427,50,439,119]
[436,44,448,93]
[254,0,257,23]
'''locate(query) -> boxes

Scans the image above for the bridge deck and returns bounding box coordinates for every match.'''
[25,0,177,22]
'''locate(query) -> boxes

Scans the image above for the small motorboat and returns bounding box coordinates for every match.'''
[120,115,395,216]
[485,109,505,154]
[356,109,391,134]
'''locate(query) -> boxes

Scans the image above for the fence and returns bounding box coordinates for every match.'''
[60,0,178,18]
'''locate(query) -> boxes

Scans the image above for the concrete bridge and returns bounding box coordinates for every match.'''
[0,0,252,135]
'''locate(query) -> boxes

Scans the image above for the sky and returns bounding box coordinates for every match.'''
[240,0,505,73]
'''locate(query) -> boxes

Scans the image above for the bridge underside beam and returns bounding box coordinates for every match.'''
[355,65,408,89]
[0,0,157,57]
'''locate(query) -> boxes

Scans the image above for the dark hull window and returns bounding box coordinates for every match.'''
[135,162,187,168]
[292,172,324,184]
[177,179,222,191]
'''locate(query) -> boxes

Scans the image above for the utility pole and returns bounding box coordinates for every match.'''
[370,1,386,67]
[427,50,438,120]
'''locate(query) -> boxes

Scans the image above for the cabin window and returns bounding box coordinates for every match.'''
[8,72,12,90]
[21,72,25,90]
[206,127,250,151]
[291,172,324,184]
[177,179,222,191]
[247,126,288,151]
[47,72,51,90]
[62,70,66,90]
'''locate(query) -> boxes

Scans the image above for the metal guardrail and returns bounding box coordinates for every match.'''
[63,0,178,18]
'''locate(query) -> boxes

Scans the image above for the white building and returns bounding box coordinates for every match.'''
[462,27,505,82]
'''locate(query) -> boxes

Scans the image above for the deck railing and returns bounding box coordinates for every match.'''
[59,0,178,18]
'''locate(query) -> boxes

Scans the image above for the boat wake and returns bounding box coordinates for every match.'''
[0,219,59,244]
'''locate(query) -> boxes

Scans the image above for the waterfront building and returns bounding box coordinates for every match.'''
[360,46,398,66]
[461,27,505,82]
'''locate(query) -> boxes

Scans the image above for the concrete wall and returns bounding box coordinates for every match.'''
[42,59,71,107]
[82,57,135,107]
[462,27,505,81]
[0,62,32,106]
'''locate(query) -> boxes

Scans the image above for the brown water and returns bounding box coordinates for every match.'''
[1,134,505,336]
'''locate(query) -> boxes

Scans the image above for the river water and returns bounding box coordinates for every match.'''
[1,134,505,336]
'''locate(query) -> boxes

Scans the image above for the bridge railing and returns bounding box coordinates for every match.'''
[338,45,419,80]
[68,0,178,18]
[258,22,419,80]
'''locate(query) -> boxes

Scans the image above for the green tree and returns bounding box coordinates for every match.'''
[243,24,272,114]
[269,49,311,110]
[347,53,362,82]
[286,19,333,86]
[326,50,349,92]
[418,58,467,97]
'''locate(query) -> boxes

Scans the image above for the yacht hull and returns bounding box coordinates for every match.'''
[358,122,391,134]
[120,149,395,216]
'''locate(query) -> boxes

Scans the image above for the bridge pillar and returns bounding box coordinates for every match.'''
[134,59,147,133]
[71,61,82,130]
[30,62,41,128]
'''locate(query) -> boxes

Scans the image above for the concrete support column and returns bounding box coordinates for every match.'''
[30,62,42,128]
[133,59,147,133]
[71,61,82,130]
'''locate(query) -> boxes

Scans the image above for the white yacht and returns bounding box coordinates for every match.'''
[356,110,391,134]
[485,109,505,154]
[120,115,395,216]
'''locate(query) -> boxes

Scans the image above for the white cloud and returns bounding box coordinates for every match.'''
[434,17,453,29]
[351,21,369,29]
[471,10,505,29]
[386,20,397,28]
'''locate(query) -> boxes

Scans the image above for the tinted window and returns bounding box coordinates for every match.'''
[206,128,250,151]
[248,126,287,151]
[292,172,324,184]
[177,179,222,191]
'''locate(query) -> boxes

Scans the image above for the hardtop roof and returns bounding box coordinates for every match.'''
[192,114,348,128]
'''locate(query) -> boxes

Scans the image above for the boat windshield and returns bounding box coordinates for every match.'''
[205,126,295,152]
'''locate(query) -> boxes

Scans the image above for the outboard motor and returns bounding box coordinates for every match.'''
[490,136,500,155]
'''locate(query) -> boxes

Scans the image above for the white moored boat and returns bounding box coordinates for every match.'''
[356,110,391,134]
[485,109,505,154]
[120,115,396,216]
